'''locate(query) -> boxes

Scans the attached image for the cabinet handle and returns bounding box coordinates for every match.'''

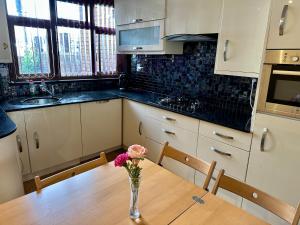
[16,135,23,153]
[223,40,229,62]
[213,131,234,140]
[162,116,176,121]
[279,5,289,36]
[132,18,143,23]
[162,129,175,135]
[96,100,109,104]
[3,42,8,50]
[260,128,268,152]
[133,47,143,51]
[211,147,232,157]
[138,121,142,136]
[33,132,40,149]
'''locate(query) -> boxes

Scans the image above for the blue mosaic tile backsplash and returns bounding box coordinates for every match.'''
[130,42,257,104]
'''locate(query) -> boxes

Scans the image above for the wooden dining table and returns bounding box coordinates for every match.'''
[0,159,270,225]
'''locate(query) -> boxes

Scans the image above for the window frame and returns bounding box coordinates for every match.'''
[6,0,118,82]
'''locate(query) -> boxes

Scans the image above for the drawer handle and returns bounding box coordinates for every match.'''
[133,47,143,50]
[211,147,232,157]
[162,116,176,121]
[16,135,23,153]
[132,18,143,23]
[279,5,288,36]
[96,100,109,104]
[162,129,175,135]
[213,131,234,140]
[138,121,142,136]
[260,128,268,152]
[33,132,40,149]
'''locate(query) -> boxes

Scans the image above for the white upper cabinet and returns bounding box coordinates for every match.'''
[0,0,12,63]
[267,0,300,49]
[24,105,82,173]
[117,20,183,54]
[215,0,271,77]
[81,100,122,156]
[243,113,300,224]
[115,0,165,25]
[166,0,222,36]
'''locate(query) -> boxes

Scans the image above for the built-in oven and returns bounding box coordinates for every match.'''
[258,50,300,118]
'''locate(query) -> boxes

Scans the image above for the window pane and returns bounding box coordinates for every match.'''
[14,26,50,76]
[96,34,116,75]
[58,27,92,76]
[57,1,86,21]
[6,0,50,19]
[94,5,115,29]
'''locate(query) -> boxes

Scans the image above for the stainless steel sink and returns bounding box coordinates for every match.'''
[21,97,60,105]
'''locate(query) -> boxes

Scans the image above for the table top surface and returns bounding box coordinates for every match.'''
[0,159,206,225]
[0,159,269,225]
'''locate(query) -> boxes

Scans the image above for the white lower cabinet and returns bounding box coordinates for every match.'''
[24,105,82,173]
[243,113,300,225]
[7,111,31,175]
[0,132,24,203]
[81,99,122,156]
[196,134,249,206]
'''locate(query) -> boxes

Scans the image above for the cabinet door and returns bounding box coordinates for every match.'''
[0,0,12,63]
[0,133,24,203]
[243,113,300,225]
[25,105,82,173]
[115,0,137,25]
[267,0,300,49]
[136,0,165,23]
[123,100,147,148]
[166,0,222,36]
[8,111,31,175]
[215,0,270,77]
[81,99,122,156]
[115,0,165,26]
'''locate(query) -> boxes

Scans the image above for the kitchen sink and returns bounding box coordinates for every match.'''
[8,97,61,105]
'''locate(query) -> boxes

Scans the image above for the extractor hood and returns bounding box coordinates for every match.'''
[164,33,218,42]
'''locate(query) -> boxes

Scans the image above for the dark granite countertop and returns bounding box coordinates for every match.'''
[0,89,252,138]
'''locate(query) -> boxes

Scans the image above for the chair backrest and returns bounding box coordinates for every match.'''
[212,169,300,225]
[158,142,216,191]
[35,152,107,191]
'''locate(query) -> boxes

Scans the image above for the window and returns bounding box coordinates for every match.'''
[6,0,117,81]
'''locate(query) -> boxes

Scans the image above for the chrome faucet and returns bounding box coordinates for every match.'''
[40,81,55,97]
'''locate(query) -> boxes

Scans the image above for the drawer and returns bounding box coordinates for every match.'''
[197,135,249,181]
[199,121,252,151]
[147,105,199,133]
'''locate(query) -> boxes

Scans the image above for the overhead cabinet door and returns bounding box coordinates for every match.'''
[115,0,165,25]
[25,105,82,173]
[214,0,271,77]
[267,0,300,49]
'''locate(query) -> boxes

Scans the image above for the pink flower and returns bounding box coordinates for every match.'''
[114,153,129,167]
[127,145,147,159]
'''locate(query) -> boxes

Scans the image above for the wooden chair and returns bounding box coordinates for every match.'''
[212,169,300,225]
[35,152,107,191]
[158,142,216,191]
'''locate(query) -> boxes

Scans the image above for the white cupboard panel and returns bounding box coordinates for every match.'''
[8,111,31,175]
[267,0,300,49]
[25,105,82,172]
[0,0,12,63]
[81,99,122,156]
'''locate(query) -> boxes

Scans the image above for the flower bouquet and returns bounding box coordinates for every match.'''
[114,144,147,219]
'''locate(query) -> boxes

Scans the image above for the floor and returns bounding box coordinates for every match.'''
[23,149,125,194]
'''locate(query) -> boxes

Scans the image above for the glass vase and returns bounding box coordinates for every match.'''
[129,176,141,219]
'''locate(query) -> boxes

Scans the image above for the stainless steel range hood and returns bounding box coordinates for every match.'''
[164,34,218,42]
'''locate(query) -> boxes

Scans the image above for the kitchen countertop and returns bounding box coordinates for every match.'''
[0,89,252,138]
